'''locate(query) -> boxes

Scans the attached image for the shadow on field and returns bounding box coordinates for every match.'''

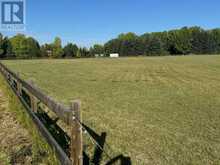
[26,102,131,164]
[20,88,71,156]
[82,124,132,165]
[36,107,71,156]
[35,109,132,164]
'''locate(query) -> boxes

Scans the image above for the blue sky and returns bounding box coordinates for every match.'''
[2,0,220,47]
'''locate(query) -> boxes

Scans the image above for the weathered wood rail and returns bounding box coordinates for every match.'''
[0,62,83,165]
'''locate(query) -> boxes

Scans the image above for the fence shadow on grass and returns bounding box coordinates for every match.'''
[36,107,71,156]
[82,124,132,165]
[33,109,132,165]
[20,89,71,157]
[21,93,131,165]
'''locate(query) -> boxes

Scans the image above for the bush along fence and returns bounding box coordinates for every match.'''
[0,62,83,165]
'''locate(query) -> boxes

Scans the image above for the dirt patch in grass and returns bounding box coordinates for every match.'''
[0,90,33,164]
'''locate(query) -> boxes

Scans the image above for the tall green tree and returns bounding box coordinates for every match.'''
[0,34,12,58]
[210,29,220,53]
[146,36,166,55]
[63,43,78,57]
[51,37,64,58]
[104,39,121,56]
[104,32,144,56]
[190,27,214,54]
[10,34,41,58]
[10,34,29,58]
[26,37,41,58]
[118,32,143,56]
[81,47,90,57]
[167,27,192,55]
[90,44,104,56]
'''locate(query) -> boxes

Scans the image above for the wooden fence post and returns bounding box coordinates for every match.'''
[29,80,38,113]
[16,73,22,96]
[70,100,83,165]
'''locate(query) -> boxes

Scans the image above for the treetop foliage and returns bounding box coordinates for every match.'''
[0,26,220,59]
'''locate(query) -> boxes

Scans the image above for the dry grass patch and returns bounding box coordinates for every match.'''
[0,90,32,164]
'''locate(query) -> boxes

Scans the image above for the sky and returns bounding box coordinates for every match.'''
[2,0,220,47]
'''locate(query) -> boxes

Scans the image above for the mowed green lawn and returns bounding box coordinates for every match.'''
[3,55,220,164]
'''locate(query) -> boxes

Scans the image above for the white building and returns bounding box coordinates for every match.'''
[95,54,104,58]
[110,53,119,58]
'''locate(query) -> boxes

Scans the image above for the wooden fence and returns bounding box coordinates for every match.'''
[0,62,83,165]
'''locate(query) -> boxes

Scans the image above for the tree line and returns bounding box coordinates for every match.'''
[1,26,220,59]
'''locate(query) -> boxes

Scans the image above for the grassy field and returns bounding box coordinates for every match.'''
[3,55,220,164]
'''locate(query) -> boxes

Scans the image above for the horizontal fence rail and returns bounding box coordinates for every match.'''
[0,62,83,165]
